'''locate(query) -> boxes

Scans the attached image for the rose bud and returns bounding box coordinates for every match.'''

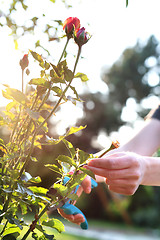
[63,17,80,38]
[19,54,29,70]
[74,27,90,47]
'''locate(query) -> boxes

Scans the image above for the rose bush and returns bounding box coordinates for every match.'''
[0,17,96,240]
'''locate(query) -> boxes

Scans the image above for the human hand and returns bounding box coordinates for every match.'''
[85,151,146,195]
[57,175,92,225]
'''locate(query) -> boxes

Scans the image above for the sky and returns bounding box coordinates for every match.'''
[0,0,160,145]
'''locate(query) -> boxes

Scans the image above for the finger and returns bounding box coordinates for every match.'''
[58,209,85,224]
[88,154,132,170]
[86,165,139,180]
[81,175,91,194]
[108,185,138,195]
[106,178,138,188]
[85,165,109,178]
[71,214,85,224]
[58,208,74,221]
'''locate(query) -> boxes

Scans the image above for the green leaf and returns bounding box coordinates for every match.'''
[2,233,19,240]
[74,72,89,82]
[64,69,74,82]
[66,96,77,105]
[66,126,86,136]
[51,76,65,84]
[16,183,33,196]
[45,164,62,175]
[26,108,40,120]
[43,233,55,240]
[78,150,91,165]
[0,116,6,125]
[44,61,50,70]
[46,126,86,145]
[68,173,86,190]
[52,86,62,96]
[62,139,75,159]
[57,155,76,167]
[60,162,70,174]
[28,186,48,196]
[4,88,29,105]
[21,171,32,182]
[79,167,96,180]
[19,201,28,215]
[29,78,50,88]
[29,176,42,183]
[6,214,23,230]
[42,219,65,233]
[0,138,4,145]
[2,90,12,100]
[35,225,55,239]
[30,156,38,162]
[3,111,15,120]
[53,183,68,197]
[126,0,128,7]
[32,232,39,240]
[2,227,20,237]
[30,50,45,68]
[6,101,17,111]
[70,85,80,99]
[37,116,48,132]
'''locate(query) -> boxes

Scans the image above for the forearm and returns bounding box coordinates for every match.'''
[118,119,160,156]
[142,156,160,186]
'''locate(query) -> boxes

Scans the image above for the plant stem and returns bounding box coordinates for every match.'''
[19,46,82,176]
[73,46,81,74]
[0,220,8,235]
[21,202,50,240]
[22,69,24,93]
[58,37,70,64]
[9,69,24,146]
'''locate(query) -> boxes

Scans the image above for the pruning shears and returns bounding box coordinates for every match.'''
[47,176,98,230]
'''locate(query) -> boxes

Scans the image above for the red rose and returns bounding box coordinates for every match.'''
[19,54,29,70]
[74,27,89,47]
[63,17,80,37]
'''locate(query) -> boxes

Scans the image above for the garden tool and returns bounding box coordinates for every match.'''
[47,176,98,230]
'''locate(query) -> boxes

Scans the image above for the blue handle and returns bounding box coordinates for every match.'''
[61,176,97,229]
[61,203,88,229]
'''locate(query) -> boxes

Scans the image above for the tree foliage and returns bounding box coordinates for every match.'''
[68,36,160,154]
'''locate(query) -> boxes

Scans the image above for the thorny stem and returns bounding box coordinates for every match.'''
[0,220,8,235]
[21,202,51,240]
[9,68,24,151]
[58,37,70,64]
[9,69,25,147]
[13,94,39,147]
[22,69,24,93]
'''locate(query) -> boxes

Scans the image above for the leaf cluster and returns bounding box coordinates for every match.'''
[0,44,92,239]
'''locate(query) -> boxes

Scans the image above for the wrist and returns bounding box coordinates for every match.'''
[141,156,160,186]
